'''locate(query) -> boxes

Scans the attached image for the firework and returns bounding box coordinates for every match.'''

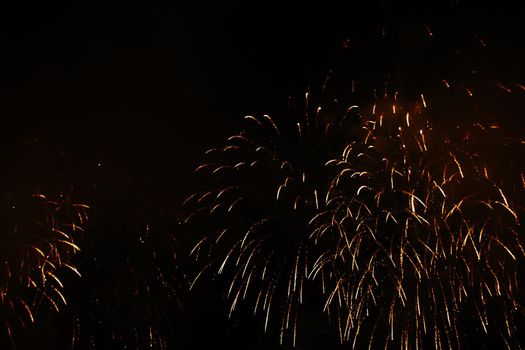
[309,93,524,349]
[0,138,89,348]
[183,85,362,346]
[33,175,186,349]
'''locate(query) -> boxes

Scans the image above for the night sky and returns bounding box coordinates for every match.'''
[1,1,525,349]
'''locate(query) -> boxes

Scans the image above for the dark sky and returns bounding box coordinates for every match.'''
[1,1,524,349]
[0,2,363,207]
[1,1,523,199]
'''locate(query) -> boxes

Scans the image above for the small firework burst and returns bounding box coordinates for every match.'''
[0,138,89,348]
[309,94,524,349]
[36,175,186,350]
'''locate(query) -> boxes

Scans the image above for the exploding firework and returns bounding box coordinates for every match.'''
[309,93,524,349]
[183,85,362,346]
[0,138,89,348]
[0,131,186,349]
[32,171,186,350]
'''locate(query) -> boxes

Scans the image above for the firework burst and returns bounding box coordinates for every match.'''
[32,167,186,350]
[309,93,524,349]
[0,138,89,348]
[183,86,361,346]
